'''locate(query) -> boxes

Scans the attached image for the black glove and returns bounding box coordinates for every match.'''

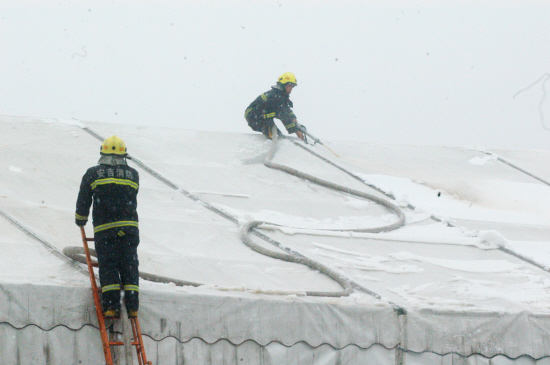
[75,218,87,227]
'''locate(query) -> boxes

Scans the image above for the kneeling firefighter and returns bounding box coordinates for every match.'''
[75,135,140,319]
[245,72,306,141]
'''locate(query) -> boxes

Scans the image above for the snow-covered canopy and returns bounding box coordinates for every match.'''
[1,116,550,363]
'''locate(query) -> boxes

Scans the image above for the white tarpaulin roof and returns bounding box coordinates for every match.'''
[1,116,550,364]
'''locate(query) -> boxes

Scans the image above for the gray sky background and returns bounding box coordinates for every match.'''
[1,0,549,150]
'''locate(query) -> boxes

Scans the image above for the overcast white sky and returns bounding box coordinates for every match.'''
[1,1,549,150]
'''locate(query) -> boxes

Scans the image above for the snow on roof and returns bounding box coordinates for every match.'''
[1,115,550,360]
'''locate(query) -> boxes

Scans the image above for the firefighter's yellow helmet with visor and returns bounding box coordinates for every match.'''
[277,72,297,87]
[100,135,128,156]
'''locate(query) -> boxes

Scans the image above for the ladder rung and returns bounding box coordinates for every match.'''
[108,341,141,346]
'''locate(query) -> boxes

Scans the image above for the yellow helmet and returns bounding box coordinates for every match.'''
[277,72,297,87]
[100,135,127,156]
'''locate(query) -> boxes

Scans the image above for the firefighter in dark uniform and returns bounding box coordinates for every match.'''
[75,135,140,319]
[245,72,306,141]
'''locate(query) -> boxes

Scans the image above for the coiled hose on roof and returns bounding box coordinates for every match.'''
[238,126,406,297]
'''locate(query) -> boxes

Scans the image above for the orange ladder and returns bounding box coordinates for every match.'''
[80,227,152,365]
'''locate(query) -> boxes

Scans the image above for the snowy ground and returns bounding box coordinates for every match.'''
[1,115,550,315]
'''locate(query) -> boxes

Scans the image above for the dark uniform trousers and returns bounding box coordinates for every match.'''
[95,230,140,312]
[246,114,276,137]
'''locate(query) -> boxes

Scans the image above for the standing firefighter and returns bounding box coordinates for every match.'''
[245,72,306,141]
[75,135,140,319]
